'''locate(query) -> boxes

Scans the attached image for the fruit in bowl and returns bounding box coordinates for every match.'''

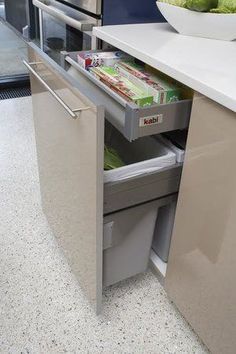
[156,0,236,40]
[209,0,236,12]
[186,0,218,11]
[158,0,236,12]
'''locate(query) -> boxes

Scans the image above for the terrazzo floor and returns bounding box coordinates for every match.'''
[0,97,209,353]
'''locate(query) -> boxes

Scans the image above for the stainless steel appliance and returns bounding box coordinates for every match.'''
[33,0,164,64]
[62,0,102,15]
[59,0,164,24]
[33,0,100,63]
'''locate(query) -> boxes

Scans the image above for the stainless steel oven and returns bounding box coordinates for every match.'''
[61,0,102,15]
[33,0,100,64]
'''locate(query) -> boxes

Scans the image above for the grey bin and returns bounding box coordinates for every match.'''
[103,196,176,287]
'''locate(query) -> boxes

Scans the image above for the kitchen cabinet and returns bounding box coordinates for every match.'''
[26,21,236,353]
[165,94,236,354]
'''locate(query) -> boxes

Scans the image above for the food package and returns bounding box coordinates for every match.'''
[104,145,125,170]
[115,61,181,104]
[77,51,132,70]
[90,66,154,107]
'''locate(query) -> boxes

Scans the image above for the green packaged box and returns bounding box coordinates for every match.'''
[115,61,181,104]
[90,66,153,107]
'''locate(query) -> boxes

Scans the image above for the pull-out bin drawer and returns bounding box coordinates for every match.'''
[102,126,181,286]
[103,195,175,287]
[27,43,187,312]
[62,51,192,142]
[104,123,182,214]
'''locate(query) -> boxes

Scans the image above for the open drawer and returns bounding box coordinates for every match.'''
[61,51,192,142]
[104,123,182,214]
[26,43,185,314]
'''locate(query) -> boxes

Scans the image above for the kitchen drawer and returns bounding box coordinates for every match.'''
[62,51,192,142]
[26,43,185,313]
[104,165,181,214]
[104,122,181,214]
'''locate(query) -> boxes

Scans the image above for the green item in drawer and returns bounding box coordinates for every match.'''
[104,145,125,170]
[90,66,154,107]
[115,61,181,104]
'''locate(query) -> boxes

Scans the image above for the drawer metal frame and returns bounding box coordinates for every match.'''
[62,51,192,141]
[104,164,182,214]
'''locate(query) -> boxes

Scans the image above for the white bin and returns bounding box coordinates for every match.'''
[104,124,177,183]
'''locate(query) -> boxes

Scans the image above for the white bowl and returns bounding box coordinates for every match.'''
[156,2,236,41]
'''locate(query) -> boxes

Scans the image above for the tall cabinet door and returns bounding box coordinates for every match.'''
[27,45,104,313]
[165,93,236,354]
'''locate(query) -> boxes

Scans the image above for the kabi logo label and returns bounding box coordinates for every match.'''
[139,114,163,127]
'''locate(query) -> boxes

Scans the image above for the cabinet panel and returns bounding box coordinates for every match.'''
[28,45,104,313]
[166,93,236,354]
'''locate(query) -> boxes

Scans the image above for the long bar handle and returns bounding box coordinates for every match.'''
[33,0,95,32]
[23,60,90,119]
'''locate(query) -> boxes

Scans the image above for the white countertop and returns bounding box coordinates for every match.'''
[93,23,236,112]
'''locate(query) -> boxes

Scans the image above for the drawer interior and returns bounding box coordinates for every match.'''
[104,121,176,183]
[163,130,188,150]
[62,51,193,142]
[103,122,183,214]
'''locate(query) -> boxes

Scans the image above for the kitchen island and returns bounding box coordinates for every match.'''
[93,23,236,354]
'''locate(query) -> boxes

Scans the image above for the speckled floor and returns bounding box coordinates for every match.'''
[0,97,209,354]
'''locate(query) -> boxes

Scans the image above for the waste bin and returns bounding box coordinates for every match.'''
[103,195,176,287]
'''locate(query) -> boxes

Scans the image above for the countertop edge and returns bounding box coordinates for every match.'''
[93,26,236,113]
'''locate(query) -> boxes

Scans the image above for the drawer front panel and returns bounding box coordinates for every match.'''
[27,43,104,313]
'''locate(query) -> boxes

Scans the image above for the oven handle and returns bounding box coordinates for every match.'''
[23,60,90,119]
[33,0,95,32]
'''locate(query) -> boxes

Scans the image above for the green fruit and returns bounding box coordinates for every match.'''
[210,6,232,11]
[210,0,236,12]
[186,0,218,11]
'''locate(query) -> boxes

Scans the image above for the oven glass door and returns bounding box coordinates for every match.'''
[33,0,99,64]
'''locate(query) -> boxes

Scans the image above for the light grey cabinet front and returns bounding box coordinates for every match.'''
[27,45,104,313]
[165,94,236,354]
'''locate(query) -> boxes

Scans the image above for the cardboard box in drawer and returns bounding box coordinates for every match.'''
[90,66,153,107]
[115,61,181,104]
[77,51,132,70]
